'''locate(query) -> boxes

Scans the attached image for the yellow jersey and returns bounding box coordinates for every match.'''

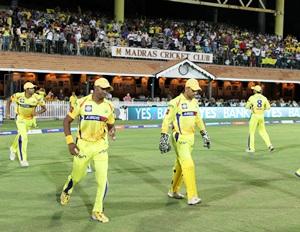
[69,95,78,109]
[161,94,206,136]
[245,93,270,115]
[11,92,45,119]
[68,94,115,142]
[37,91,46,100]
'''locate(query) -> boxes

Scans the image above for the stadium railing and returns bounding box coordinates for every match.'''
[3,100,168,120]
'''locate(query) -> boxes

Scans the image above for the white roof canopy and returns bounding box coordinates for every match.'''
[155,59,215,80]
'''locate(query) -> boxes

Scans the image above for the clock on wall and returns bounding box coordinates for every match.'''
[178,64,189,75]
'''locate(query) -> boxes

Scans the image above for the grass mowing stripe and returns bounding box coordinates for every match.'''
[0,124,300,231]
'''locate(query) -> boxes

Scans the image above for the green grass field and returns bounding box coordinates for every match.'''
[0,121,300,232]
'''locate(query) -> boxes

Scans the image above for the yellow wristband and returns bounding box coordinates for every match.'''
[65,135,74,145]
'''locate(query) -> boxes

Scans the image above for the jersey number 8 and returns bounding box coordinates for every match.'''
[257,100,262,107]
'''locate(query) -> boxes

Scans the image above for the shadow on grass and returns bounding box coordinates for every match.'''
[40,153,95,226]
[113,156,167,194]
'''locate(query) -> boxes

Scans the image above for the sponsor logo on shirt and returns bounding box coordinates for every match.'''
[182,111,196,116]
[181,103,188,109]
[85,105,92,112]
[19,103,35,108]
[83,115,107,121]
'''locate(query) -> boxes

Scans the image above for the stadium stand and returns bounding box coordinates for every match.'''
[0,7,299,69]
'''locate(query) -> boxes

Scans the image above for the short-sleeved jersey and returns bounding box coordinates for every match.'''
[68,94,115,142]
[161,94,206,136]
[11,92,45,119]
[245,93,270,115]
[69,95,77,109]
[37,91,46,101]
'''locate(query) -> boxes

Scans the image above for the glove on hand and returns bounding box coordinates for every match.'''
[200,130,211,149]
[159,133,171,154]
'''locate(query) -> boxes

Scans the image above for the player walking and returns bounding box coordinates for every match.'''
[5,82,46,167]
[159,78,210,205]
[60,78,116,223]
[245,85,274,153]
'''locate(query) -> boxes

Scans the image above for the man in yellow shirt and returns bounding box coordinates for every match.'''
[60,78,116,223]
[159,78,210,205]
[245,85,274,153]
[5,82,46,167]
[69,91,77,111]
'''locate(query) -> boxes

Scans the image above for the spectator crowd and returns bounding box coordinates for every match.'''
[0,6,300,69]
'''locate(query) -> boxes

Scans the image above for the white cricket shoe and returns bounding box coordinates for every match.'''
[269,145,275,152]
[87,164,93,173]
[245,148,255,153]
[295,169,300,178]
[167,191,185,199]
[20,160,29,167]
[9,147,16,161]
[188,197,202,205]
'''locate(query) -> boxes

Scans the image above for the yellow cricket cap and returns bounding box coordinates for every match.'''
[251,85,262,92]
[185,78,201,91]
[94,78,113,91]
[24,82,36,90]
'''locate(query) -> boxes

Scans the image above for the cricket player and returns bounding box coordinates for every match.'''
[159,78,211,205]
[68,91,92,174]
[245,85,274,153]
[69,91,77,111]
[60,78,116,223]
[5,82,46,167]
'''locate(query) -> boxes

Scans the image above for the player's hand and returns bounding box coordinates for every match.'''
[68,143,80,156]
[200,130,211,149]
[159,133,171,154]
[108,127,116,141]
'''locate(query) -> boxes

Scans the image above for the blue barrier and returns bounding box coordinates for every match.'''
[127,106,300,120]
[0,100,3,125]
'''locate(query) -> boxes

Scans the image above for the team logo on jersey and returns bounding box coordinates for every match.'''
[181,103,188,109]
[20,98,25,103]
[85,105,92,112]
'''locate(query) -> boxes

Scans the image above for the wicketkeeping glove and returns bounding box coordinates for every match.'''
[200,130,211,149]
[159,133,171,154]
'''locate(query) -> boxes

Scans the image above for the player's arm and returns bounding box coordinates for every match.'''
[35,105,46,115]
[161,103,176,134]
[195,104,211,149]
[64,115,79,156]
[5,96,12,119]
[159,102,175,153]
[107,102,116,140]
[35,97,47,115]
[264,98,271,110]
[245,97,253,110]
[64,102,80,156]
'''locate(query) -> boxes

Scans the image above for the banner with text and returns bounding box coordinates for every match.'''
[0,100,3,125]
[111,46,213,63]
[127,106,300,120]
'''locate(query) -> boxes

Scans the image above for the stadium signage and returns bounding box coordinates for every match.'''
[111,46,213,63]
[0,100,3,125]
[127,106,300,120]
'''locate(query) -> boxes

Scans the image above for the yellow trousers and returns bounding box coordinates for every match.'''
[62,138,109,212]
[11,116,35,161]
[170,132,198,200]
[248,114,272,151]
